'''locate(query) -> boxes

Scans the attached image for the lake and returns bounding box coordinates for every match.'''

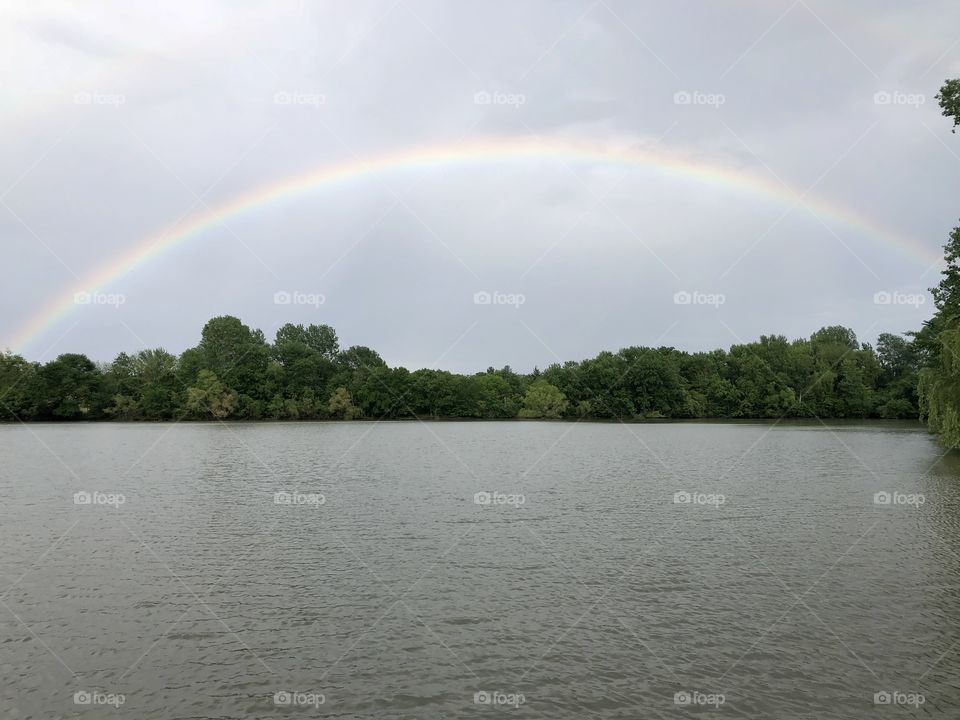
[1,420,959,718]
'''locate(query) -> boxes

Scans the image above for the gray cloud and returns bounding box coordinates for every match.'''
[2,0,958,371]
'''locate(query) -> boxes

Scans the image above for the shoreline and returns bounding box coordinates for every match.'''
[0,417,926,427]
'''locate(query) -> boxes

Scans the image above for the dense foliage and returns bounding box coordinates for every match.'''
[0,317,919,422]
[917,79,960,446]
[917,222,960,445]
[937,78,960,133]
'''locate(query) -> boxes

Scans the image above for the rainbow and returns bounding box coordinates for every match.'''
[9,135,940,354]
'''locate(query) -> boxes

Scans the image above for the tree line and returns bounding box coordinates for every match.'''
[1,78,957,430]
[0,318,920,422]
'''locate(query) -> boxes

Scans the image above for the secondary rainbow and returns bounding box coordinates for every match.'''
[9,136,938,354]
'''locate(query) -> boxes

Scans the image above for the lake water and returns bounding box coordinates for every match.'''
[2,420,959,718]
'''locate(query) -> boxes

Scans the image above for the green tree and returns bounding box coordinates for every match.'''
[106,394,140,420]
[409,369,460,418]
[273,324,338,401]
[920,329,960,446]
[191,316,269,396]
[874,333,919,418]
[354,366,411,418]
[104,352,139,398]
[618,347,688,417]
[185,370,238,419]
[572,352,634,418]
[917,79,960,445]
[137,349,180,419]
[34,354,105,419]
[275,323,339,359]
[475,373,519,418]
[337,345,386,372]
[328,386,360,419]
[518,380,568,418]
[0,352,38,420]
[937,78,960,132]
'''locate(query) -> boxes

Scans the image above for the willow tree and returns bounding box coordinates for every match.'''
[919,224,960,445]
[918,79,960,445]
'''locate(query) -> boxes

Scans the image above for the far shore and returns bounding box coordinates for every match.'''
[1,417,926,428]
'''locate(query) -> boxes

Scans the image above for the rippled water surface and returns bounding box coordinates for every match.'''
[2,420,960,718]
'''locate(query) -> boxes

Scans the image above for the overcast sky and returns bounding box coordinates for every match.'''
[2,0,959,372]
